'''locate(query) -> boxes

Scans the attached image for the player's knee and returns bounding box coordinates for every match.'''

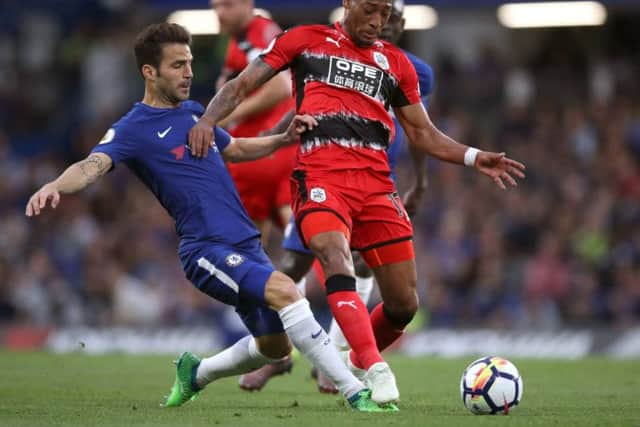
[311,240,351,272]
[318,249,349,271]
[384,291,419,326]
[264,271,302,310]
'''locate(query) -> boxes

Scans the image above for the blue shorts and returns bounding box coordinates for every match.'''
[282,215,313,255]
[180,238,285,337]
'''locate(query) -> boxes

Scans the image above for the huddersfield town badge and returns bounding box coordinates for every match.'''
[373,51,389,70]
[310,187,327,203]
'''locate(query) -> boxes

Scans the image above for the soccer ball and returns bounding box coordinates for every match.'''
[460,356,523,415]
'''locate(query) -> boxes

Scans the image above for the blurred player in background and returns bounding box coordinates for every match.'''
[25,22,395,413]
[239,0,434,394]
[189,0,525,405]
[212,0,296,245]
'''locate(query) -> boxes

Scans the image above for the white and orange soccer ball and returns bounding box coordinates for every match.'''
[460,356,523,415]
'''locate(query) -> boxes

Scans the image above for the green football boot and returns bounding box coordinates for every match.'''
[348,389,399,412]
[163,352,202,407]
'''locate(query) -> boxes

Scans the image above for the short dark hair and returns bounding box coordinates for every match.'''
[134,23,192,75]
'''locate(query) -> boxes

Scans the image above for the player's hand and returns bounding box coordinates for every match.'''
[402,183,426,218]
[188,116,215,158]
[284,114,318,144]
[474,152,526,190]
[25,183,60,217]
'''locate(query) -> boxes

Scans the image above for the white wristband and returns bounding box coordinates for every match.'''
[464,147,480,167]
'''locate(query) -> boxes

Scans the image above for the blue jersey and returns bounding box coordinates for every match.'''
[91,101,260,251]
[387,50,434,175]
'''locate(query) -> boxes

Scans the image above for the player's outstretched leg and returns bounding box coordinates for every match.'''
[238,355,292,391]
[236,279,305,392]
[164,334,278,407]
[237,247,314,393]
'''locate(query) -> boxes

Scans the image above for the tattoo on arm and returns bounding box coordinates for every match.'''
[248,59,279,88]
[77,154,109,185]
[204,59,278,123]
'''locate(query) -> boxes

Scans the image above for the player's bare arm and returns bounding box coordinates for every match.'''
[217,71,292,129]
[189,58,278,158]
[223,115,317,163]
[25,152,113,217]
[395,102,526,189]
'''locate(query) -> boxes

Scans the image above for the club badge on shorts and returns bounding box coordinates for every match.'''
[225,253,244,267]
[310,187,327,203]
[373,51,390,71]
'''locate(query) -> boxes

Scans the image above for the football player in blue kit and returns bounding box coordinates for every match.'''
[25,22,394,412]
[239,0,435,393]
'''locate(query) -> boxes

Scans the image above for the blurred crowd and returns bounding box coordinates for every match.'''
[1,3,638,333]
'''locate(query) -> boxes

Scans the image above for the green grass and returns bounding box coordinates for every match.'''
[0,352,639,427]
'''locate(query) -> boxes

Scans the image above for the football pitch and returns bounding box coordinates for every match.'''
[1,352,638,427]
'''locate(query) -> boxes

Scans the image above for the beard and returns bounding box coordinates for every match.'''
[156,75,188,104]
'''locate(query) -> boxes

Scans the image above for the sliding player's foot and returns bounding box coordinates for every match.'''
[238,355,293,391]
[317,369,339,394]
[309,366,339,393]
[348,389,399,412]
[163,352,202,407]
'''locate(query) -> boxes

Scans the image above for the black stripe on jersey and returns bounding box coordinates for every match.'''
[292,53,331,109]
[390,84,412,107]
[292,169,308,203]
[300,114,390,149]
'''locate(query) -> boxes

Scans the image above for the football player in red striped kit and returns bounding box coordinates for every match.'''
[212,0,296,244]
[190,0,525,405]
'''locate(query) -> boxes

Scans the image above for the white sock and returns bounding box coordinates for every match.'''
[195,335,273,388]
[355,275,374,304]
[328,318,349,351]
[328,275,375,350]
[278,299,363,399]
[295,277,307,297]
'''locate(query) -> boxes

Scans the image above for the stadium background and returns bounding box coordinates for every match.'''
[0,0,639,357]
